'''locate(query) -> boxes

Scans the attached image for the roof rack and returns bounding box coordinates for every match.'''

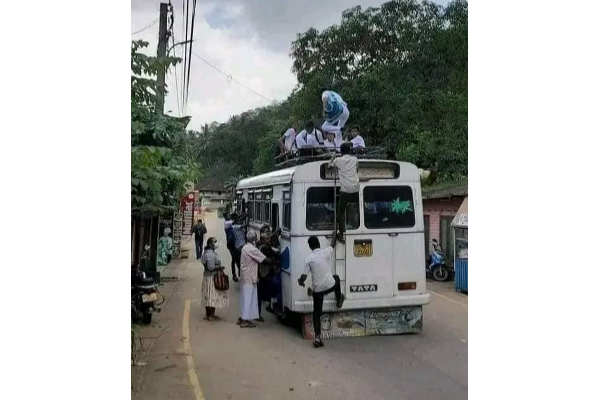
[274,147,388,170]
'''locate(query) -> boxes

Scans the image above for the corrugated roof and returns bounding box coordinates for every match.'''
[452,197,468,227]
[422,181,468,200]
[195,178,225,192]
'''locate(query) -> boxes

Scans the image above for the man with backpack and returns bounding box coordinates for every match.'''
[224,213,240,282]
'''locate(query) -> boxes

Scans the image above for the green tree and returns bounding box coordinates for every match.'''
[197,0,468,184]
[131,40,200,212]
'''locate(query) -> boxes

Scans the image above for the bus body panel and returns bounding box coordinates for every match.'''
[237,160,430,315]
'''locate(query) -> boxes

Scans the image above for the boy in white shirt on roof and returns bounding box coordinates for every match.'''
[278,127,297,155]
[347,125,365,149]
[323,129,343,152]
[328,142,359,243]
[297,235,345,348]
[295,120,324,149]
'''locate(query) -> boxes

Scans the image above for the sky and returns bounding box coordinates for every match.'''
[131,0,449,131]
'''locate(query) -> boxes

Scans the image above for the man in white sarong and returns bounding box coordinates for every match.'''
[321,89,350,136]
[238,231,266,328]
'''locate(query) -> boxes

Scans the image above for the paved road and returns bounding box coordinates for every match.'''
[132,212,467,400]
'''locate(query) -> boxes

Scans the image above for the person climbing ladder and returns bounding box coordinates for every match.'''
[328,142,359,243]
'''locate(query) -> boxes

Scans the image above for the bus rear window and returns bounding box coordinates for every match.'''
[363,186,415,229]
[306,187,359,231]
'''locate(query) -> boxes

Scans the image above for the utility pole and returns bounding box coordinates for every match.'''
[156,2,169,114]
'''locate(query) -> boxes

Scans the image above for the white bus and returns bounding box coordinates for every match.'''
[236,159,430,338]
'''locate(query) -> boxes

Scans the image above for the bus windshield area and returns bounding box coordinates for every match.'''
[363,186,415,229]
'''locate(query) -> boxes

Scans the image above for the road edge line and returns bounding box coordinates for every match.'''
[183,299,205,400]
[428,290,468,309]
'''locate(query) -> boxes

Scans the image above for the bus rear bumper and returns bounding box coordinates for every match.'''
[299,304,425,340]
[292,293,430,313]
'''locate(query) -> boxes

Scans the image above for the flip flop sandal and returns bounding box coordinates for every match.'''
[203,316,210,321]
[236,318,242,325]
[209,316,221,321]
[312,340,324,348]
[240,322,256,328]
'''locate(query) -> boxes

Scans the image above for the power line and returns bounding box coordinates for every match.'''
[182,0,190,113]
[190,51,273,103]
[184,0,197,115]
[169,13,181,117]
[131,18,159,35]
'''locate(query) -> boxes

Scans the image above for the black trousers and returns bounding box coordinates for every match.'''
[195,237,203,259]
[313,275,342,338]
[228,245,240,277]
[336,192,353,236]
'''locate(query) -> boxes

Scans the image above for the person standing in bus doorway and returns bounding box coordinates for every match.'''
[239,231,268,328]
[328,142,359,244]
[192,219,207,259]
[298,236,345,348]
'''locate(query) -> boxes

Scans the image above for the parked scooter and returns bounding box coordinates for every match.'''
[131,245,163,324]
[426,239,454,282]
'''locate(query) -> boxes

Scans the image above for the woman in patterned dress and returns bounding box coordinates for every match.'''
[200,237,229,321]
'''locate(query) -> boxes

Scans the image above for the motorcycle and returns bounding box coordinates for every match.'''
[426,239,454,282]
[131,245,163,324]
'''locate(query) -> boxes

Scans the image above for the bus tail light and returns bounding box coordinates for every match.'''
[398,282,417,291]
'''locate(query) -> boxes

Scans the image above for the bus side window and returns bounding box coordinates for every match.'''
[271,203,279,229]
[283,201,291,230]
[264,202,270,225]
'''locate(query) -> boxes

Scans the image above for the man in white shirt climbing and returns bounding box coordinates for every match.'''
[297,235,344,348]
[328,142,359,243]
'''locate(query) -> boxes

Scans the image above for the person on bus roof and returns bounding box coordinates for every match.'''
[295,120,324,149]
[321,88,350,136]
[298,235,345,348]
[278,127,297,155]
[324,129,342,152]
[347,125,365,149]
[328,142,359,243]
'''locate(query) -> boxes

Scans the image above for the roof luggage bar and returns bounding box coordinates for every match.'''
[274,147,388,169]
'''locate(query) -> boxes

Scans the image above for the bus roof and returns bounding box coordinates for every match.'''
[237,159,420,190]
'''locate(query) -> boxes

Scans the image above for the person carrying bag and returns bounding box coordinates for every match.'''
[200,237,229,321]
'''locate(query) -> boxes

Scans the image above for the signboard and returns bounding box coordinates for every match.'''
[180,192,195,236]
[172,210,182,258]
[322,162,398,180]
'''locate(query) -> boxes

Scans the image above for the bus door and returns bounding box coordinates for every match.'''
[343,189,395,300]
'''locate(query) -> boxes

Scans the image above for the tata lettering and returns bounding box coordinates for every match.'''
[350,284,378,293]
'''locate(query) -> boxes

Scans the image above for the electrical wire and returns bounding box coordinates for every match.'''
[184,0,197,115]
[131,18,159,35]
[183,0,190,113]
[191,51,273,103]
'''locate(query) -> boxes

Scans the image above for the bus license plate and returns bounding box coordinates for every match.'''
[354,240,373,257]
[142,293,157,303]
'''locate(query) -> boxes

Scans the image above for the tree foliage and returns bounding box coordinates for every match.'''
[131,41,201,213]
[198,0,467,183]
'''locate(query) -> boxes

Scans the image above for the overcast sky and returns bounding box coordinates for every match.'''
[131,0,449,131]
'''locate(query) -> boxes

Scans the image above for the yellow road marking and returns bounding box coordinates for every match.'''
[183,300,205,400]
[428,290,468,309]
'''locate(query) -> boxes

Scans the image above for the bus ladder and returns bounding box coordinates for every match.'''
[333,167,347,295]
